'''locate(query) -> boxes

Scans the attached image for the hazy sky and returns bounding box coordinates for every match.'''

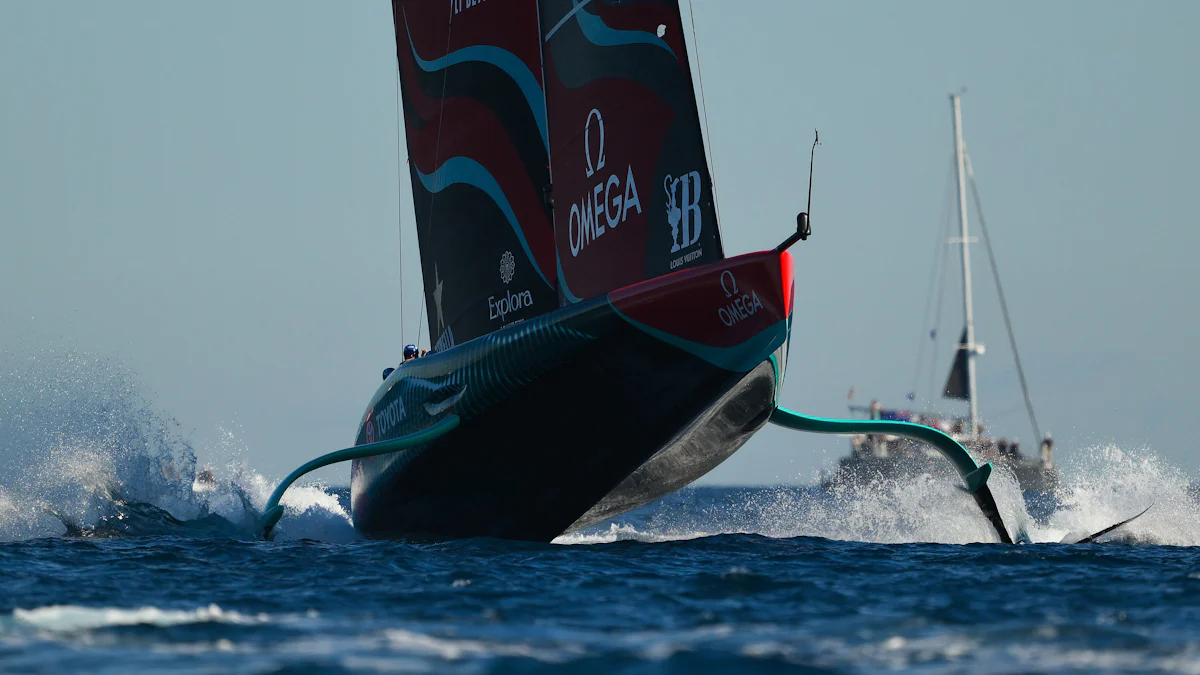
[2,1,1197,486]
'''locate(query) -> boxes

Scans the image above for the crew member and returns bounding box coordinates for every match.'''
[383,344,421,380]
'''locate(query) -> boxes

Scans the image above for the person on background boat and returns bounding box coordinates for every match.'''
[1040,433,1055,467]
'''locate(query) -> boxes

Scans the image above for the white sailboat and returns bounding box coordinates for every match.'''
[834,93,1058,493]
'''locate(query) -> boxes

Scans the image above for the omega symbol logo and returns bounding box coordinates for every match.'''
[584,108,605,178]
[716,269,764,327]
[720,270,738,298]
[568,108,642,258]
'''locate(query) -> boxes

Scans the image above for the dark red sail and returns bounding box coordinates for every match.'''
[540,0,725,304]
[393,0,556,350]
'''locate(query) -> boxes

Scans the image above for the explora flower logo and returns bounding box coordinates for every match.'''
[499,250,515,285]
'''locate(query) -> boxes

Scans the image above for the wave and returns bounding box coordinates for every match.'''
[10,604,271,632]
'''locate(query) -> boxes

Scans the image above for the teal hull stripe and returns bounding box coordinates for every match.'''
[608,301,787,373]
[417,157,551,289]
[403,14,548,150]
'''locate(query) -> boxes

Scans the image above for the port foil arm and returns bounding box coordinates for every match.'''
[769,406,1012,543]
[258,415,461,539]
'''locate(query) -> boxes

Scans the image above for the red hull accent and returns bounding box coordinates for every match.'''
[608,250,793,350]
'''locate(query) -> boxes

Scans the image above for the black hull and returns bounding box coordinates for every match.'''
[350,252,793,541]
[566,358,777,531]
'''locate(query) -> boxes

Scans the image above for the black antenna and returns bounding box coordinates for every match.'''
[775,128,819,252]
[803,128,819,238]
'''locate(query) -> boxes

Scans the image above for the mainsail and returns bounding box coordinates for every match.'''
[540,0,725,303]
[393,0,557,351]
[943,327,971,400]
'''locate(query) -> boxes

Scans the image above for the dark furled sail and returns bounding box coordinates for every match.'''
[540,0,725,303]
[943,327,971,400]
[393,0,556,351]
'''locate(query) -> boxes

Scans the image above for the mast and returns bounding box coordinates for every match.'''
[951,93,980,440]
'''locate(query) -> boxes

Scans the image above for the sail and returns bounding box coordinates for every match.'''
[943,327,971,400]
[393,0,556,351]
[540,0,725,303]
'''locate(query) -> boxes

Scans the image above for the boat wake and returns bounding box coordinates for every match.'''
[2,349,1195,547]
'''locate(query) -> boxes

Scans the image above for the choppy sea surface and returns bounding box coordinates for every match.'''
[3,352,1200,674]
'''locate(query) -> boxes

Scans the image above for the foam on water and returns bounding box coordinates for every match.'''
[11,605,270,632]
[1032,443,1200,546]
[560,449,1200,547]
[557,473,1005,546]
[0,349,354,543]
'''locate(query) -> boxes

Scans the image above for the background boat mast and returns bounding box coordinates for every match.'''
[951,93,981,440]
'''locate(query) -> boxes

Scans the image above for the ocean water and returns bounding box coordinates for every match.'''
[3,352,1200,674]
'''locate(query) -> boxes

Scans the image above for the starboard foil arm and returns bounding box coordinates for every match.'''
[769,406,1013,543]
[258,415,461,540]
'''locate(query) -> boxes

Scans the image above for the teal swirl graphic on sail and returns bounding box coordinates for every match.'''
[416,157,552,289]
[571,1,676,57]
[403,8,548,150]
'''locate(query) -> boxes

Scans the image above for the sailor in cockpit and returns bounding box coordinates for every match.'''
[382,344,423,380]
